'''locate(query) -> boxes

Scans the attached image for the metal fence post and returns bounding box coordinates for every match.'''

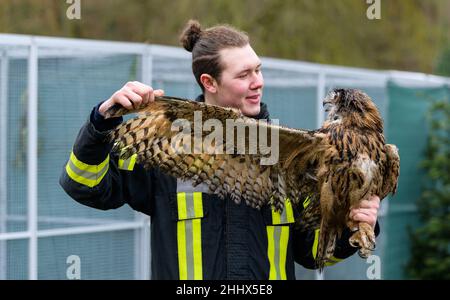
[0,49,10,280]
[27,38,38,280]
[316,71,326,129]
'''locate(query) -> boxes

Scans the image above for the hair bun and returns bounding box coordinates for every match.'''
[180,20,202,52]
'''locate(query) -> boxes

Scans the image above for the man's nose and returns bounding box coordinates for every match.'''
[250,73,264,90]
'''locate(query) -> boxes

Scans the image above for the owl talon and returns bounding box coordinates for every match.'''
[358,248,371,259]
[350,222,377,257]
[349,232,361,248]
[367,235,376,251]
[349,239,360,248]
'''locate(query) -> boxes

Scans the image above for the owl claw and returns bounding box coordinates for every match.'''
[349,222,376,256]
[349,238,360,248]
[349,231,362,248]
[358,248,371,259]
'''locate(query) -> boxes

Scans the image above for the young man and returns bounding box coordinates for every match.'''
[60,20,380,279]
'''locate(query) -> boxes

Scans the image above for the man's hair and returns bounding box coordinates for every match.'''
[179,20,249,92]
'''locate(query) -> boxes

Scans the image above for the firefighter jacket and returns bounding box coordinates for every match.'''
[60,97,377,279]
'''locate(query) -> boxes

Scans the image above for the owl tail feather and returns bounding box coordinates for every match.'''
[316,219,337,272]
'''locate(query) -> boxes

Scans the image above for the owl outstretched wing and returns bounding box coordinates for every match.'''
[106,96,325,211]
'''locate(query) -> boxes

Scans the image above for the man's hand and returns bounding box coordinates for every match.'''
[349,195,380,229]
[99,81,164,117]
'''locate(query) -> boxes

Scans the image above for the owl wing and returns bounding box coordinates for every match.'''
[107,96,325,210]
[381,144,400,199]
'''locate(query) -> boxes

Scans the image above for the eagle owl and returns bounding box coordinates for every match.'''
[105,89,400,269]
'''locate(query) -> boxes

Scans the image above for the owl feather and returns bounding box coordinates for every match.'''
[105,90,400,270]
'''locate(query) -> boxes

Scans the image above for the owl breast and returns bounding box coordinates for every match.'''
[354,154,377,182]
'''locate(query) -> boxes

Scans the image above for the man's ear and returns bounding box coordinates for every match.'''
[200,74,217,94]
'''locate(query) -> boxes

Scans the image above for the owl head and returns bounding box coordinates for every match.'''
[322,88,383,133]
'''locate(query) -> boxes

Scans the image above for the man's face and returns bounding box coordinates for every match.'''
[214,44,264,117]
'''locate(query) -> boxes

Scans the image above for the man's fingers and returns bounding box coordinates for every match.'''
[110,82,163,113]
[124,90,142,102]
[368,195,381,206]
[351,208,375,217]
[154,89,165,97]
[116,95,134,110]
[131,81,152,92]
[350,208,377,228]
[123,90,144,109]
[132,82,154,103]
[359,200,373,209]
[352,212,371,223]
[349,195,380,229]
[142,92,150,105]
[129,82,165,104]
[127,81,153,103]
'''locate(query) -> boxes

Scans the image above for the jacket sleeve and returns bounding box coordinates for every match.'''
[292,216,380,269]
[59,104,154,216]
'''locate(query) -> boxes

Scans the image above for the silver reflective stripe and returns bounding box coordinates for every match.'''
[176,178,209,193]
[271,199,294,225]
[184,219,194,280]
[67,158,108,180]
[119,154,137,171]
[279,208,288,224]
[121,158,131,170]
[273,226,282,280]
[267,225,289,280]
[177,191,203,280]
[185,192,195,220]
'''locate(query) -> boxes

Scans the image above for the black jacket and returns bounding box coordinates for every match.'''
[60,97,372,279]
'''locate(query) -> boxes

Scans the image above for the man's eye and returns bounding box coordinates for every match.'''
[238,73,247,78]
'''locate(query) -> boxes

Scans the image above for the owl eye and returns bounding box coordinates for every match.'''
[333,115,339,121]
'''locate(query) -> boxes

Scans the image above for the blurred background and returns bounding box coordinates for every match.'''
[0,0,448,280]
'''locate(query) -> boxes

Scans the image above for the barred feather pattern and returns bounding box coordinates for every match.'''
[109,97,284,210]
[106,90,400,270]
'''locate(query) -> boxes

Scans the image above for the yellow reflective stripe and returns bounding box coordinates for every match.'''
[192,219,203,279]
[193,192,204,218]
[279,226,289,280]
[267,226,276,279]
[325,256,343,266]
[284,199,294,223]
[118,154,137,171]
[271,198,294,225]
[177,220,187,280]
[70,151,109,173]
[177,192,203,280]
[312,228,320,259]
[303,195,311,209]
[310,229,343,267]
[272,208,281,225]
[65,152,109,188]
[177,192,203,220]
[267,225,290,280]
[177,193,187,220]
[118,159,124,169]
